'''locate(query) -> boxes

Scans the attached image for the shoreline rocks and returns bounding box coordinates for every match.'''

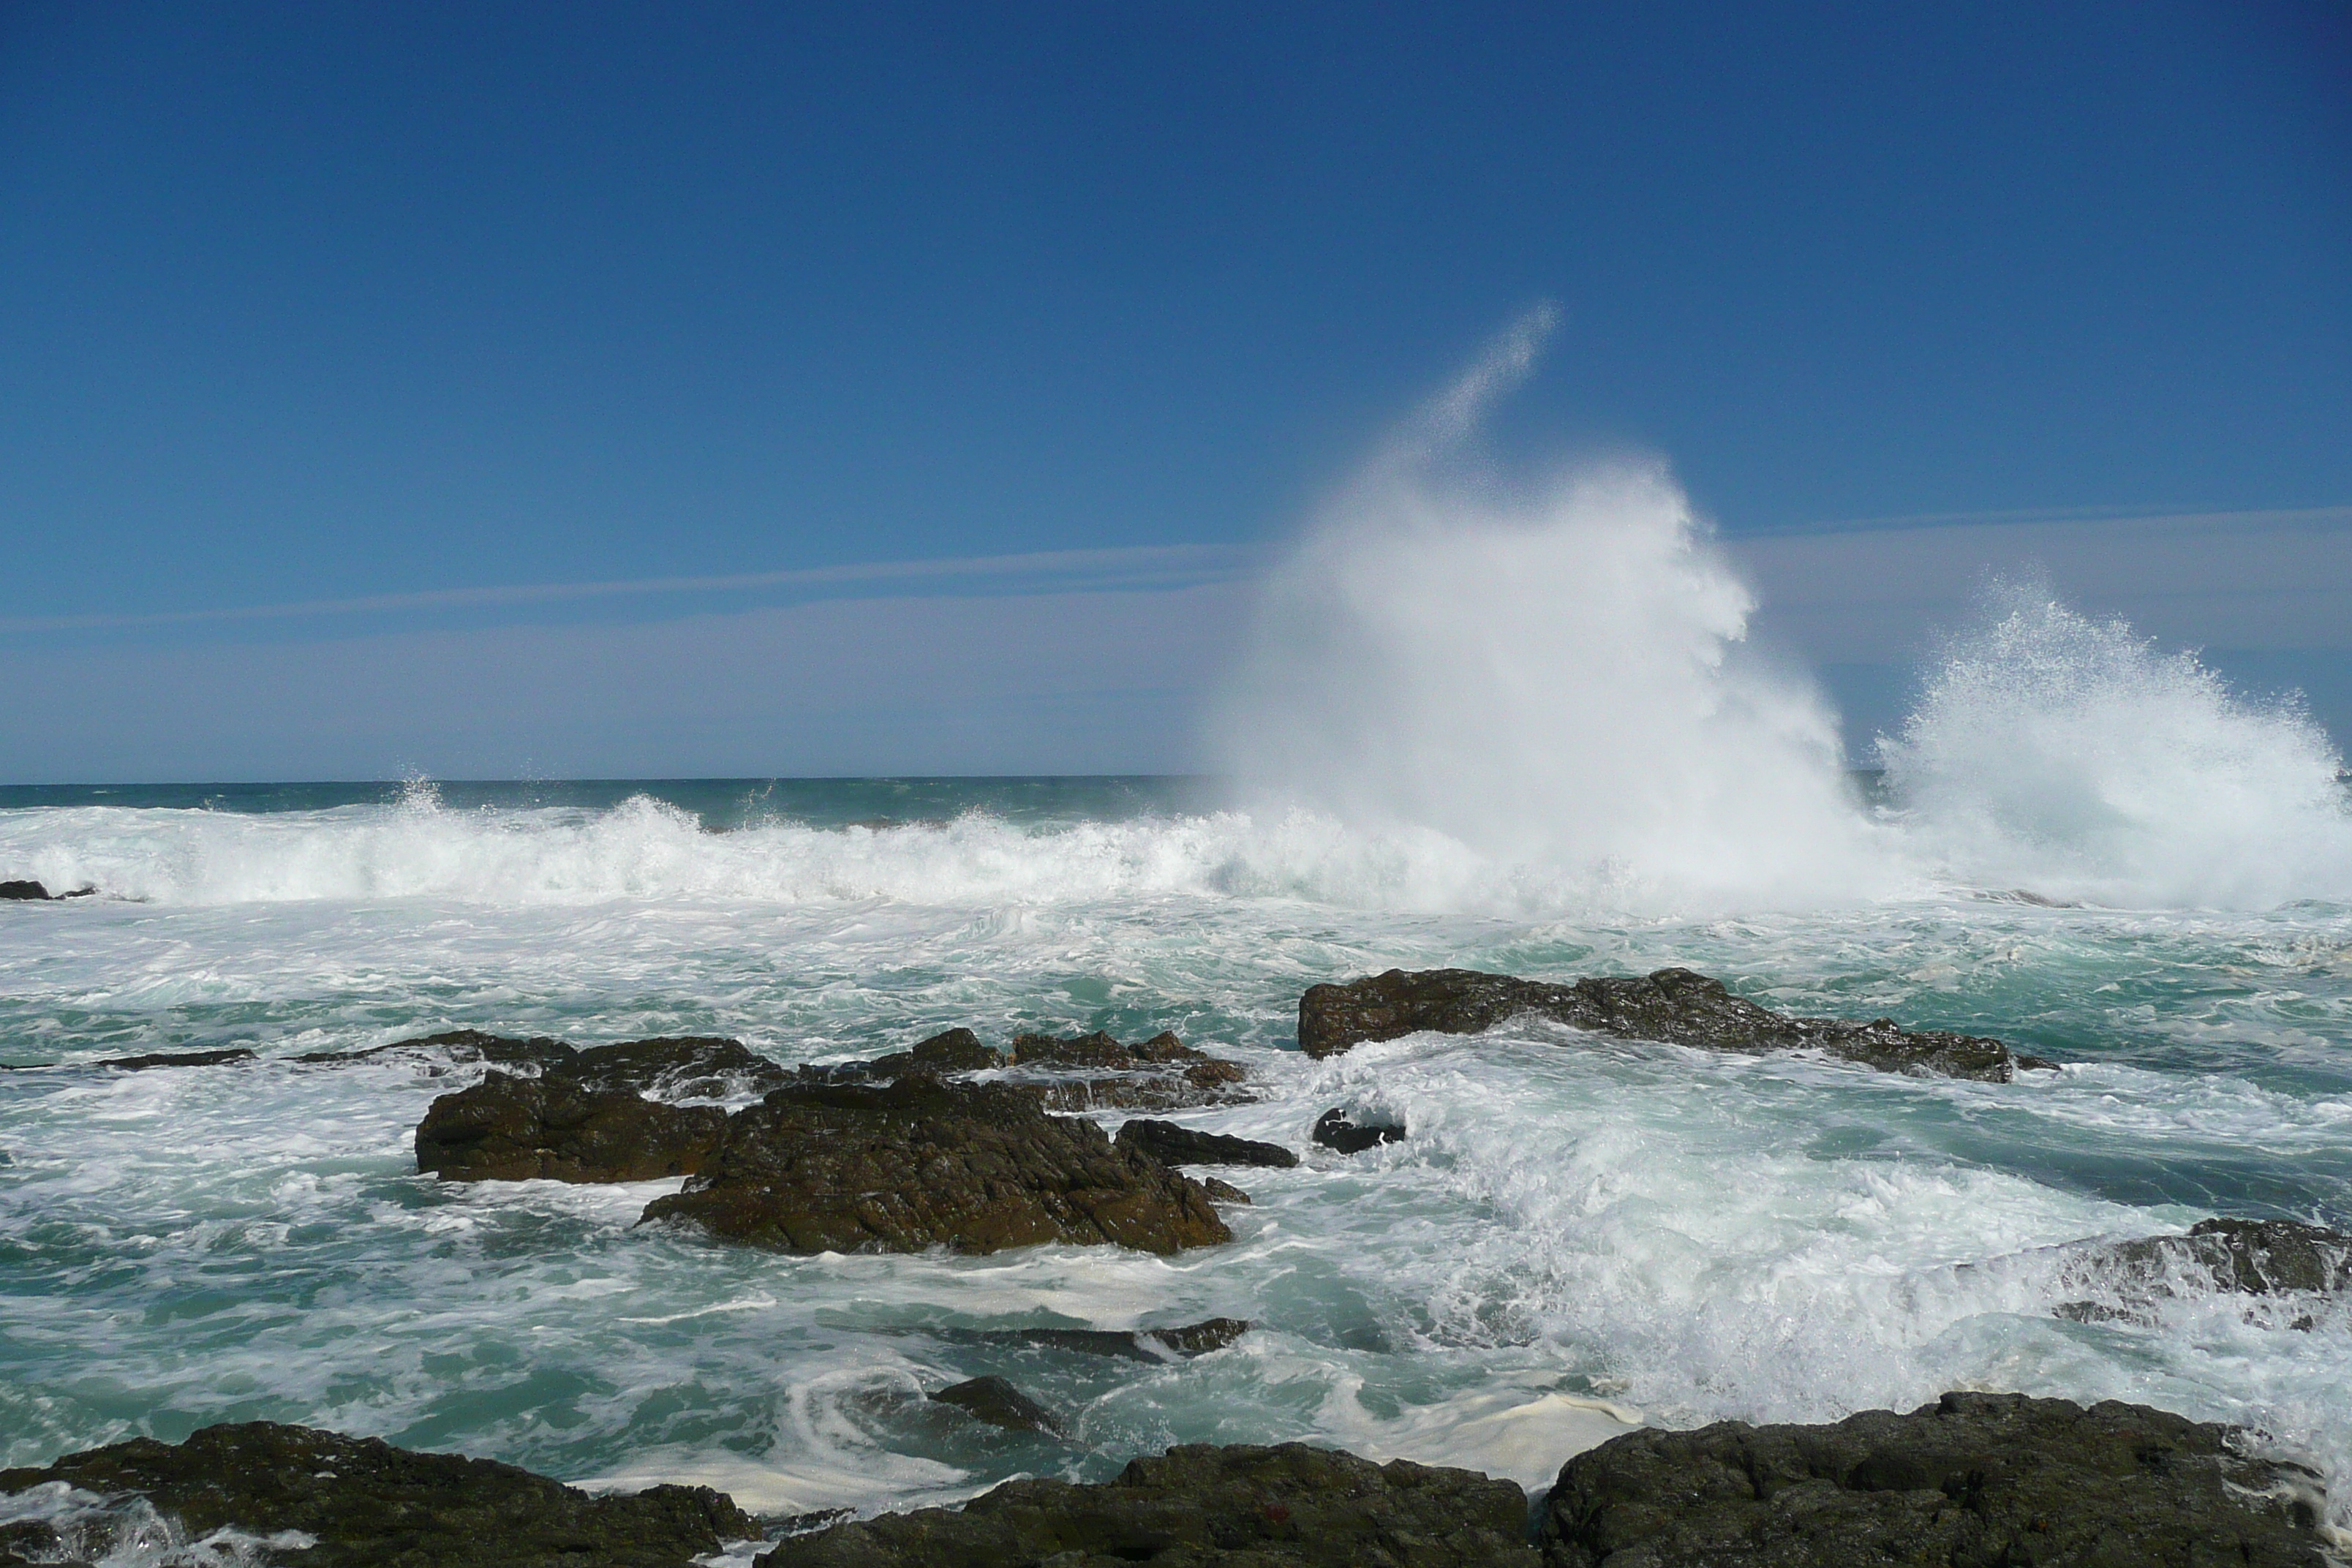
[638,1077,1233,1255]
[0,1421,755,1568]
[1300,967,2056,1082]
[1542,1390,2333,1566]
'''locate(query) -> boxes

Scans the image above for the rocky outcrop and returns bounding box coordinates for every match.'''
[0,1420,755,1568]
[931,1376,1065,1435]
[312,1030,789,1098]
[759,1442,1537,1567]
[639,1078,1232,1255]
[801,1026,1255,1112]
[1300,968,2054,1082]
[1540,1390,2332,1567]
[415,1071,728,1182]
[1116,1118,1297,1169]
[0,879,94,900]
[2052,1217,2352,1325]
[1313,1108,1406,1153]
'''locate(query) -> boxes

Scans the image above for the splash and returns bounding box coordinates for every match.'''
[1211,312,1893,911]
[1880,586,2352,907]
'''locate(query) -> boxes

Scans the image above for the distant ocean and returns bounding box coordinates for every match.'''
[4,763,2349,1535]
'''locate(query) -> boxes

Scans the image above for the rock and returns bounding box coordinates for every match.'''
[1007,1029,1255,1112]
[415,1071,728,1182]
[987,1317,1252,1362]
[310,1029,789,1096]
[298,1028,581,1071]
[98,1047,257,1071]
[0,879,93,900]
[759,1441,1536,1567]
[1539,1390,2332,1567]
[0,1420,755,1568]
[1115,1118,1298,1169]
[1313,1108,1406,1153]
[930,1376,1065,1435]
[2054,1217,2352,1323]
[638,1078,1232,1255]
[1200,1175,1252,1205]
[1300,967,2054,1082]
[855,1027,1008,1078]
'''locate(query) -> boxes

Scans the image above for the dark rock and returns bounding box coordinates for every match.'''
[930,1376,1065,1435]
[0,1420,755,1568]
[758,1441,1536,1567]
[0,879,93,900]
[638,1078,1232,1255]
[2054,1217,2352,1322]
[415,1071,728,1183]
[1313,1108,1406,1153]
[1539,1390,2332,1567]
[312,1030,788,1097]
[1200,1176,1252,1205]
[1008,1029,1255,1112]
[98,1047,257,1071]
[989,1317,1253,1362]
[298,1028,579,1070]
[798,1028,1008,1085]
[1300,967,2054,1082]
[1116,1118,1298,1169]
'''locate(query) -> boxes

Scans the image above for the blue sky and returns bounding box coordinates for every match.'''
[2,1,2347,780]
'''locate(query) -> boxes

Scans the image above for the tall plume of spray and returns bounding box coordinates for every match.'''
[1212,309,1893,911]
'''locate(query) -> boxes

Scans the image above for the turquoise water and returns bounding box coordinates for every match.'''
[1,779,2348,1538]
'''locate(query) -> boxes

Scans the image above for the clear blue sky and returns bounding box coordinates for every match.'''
[2,1,2348,779]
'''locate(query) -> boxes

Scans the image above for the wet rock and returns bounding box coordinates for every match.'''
[98,1047,257,1071]
[415,1071,728,1183]
[310,1030,789,1098]
[931,1376,1065,1435]
[1313,1108,1406,1153]
[638,1078,1232,1255]
[0,879,94,900]
[758,1441,1536,1567]
[1539,1390,2332,1567]
[2053,1217,2352,1323]
[298,1028,580,1071]
[0,1420,756,1568]
[1300,967,2054,1082]
[986,1317,1253,1362]
[1008,1029,1254,1112]
[797,1028,1007,1084]
[1200,1175,1252,1205]
[1116,1118,1298,1169]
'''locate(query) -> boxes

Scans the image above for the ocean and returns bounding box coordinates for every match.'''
[3,764,2349,1540]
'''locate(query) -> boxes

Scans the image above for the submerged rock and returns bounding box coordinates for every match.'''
[1115,1118,1298,1169]
[415,1071,728,1183]
[1312,1108,1406,1153]
[930,1376,1065,1435]
[758,1442,1536,1567]
[99,1047,258,1071]
[639,1078,1232,1255]
[1541,1390,2332,1567]
[978,1317,1253,1362]
[0,1420,755,1568]
[1299,967,2054,1082]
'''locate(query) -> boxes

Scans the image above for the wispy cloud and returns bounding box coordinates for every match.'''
[0,541,1259,636]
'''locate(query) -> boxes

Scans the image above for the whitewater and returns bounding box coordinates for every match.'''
[5,334,2351,1548]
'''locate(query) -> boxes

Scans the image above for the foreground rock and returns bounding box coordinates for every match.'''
[1116,1118,1298,1169]
[0,1421,754,1568]
[1542,1390,2332,1567]
[1300,967,2054,1082]
[415,1071,729,1182]
[640,1078,1232,1254]
[760,1443,1537,1567]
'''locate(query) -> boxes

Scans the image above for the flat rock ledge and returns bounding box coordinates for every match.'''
[1300,967,2055,1082]
[1543,1390,2334,1567]
[758,1443,1537,1567]
[638,1077,1232,1255]
[0,1421,754,1568]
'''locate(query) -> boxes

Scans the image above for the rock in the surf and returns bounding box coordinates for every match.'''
[1115,1117,1298,1169]
[0,1420,755,1568]
[930,1376,1065,1435]
[99,1047,258,1071]
[976,1316,1253,1362]
[309,1029,790,1098]
[415,1071,728,1183]
[1539,1390,2332,1567]
[1299,966,2054,1082]
[1312,1107,1406,1153]
[2053,1217,2352,1324]
[1008,1028,1254,1111]
[758,1441,1537,1567]
[638,1077,1232,1255]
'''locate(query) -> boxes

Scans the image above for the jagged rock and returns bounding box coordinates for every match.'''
[1300,967,2054,1082]
[1313,1108,1406,1153]
[1008,1030,1254,1112]
[1539,1390,2332,1567]
[931,1376,1065,1435]
[1116,1118,1298,1169]
[759,1441,1535,1567]
[1,879,94,900]
[983,1318,1252,1362]
[1200,1176,1252,1205]
[638,1078,1232,1255]
[415,1071,728,1182]
[0,1420,755,1568]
